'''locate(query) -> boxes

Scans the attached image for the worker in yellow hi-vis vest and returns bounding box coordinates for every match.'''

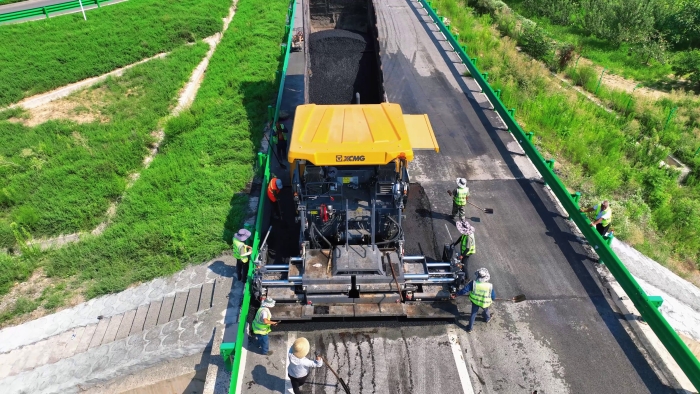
[457,268,495,333]
[447,178,469,222]
[452,220,476,280]
[251,298,279,355]
[580,200,612,236]
[233,228,252,283]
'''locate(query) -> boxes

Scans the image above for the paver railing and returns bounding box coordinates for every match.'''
[220,0,296,393]
[0,0,105,23]
[418,0,700,390]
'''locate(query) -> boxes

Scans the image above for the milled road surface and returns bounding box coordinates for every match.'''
[239,0,680,393]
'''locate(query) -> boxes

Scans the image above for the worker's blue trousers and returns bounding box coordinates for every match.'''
[467,302,491,331]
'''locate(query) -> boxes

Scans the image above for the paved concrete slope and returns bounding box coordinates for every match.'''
[376,0,676,393]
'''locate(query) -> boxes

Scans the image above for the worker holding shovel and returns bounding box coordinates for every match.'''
[456,268,496,333]
[452,220,476,281]
[287,337,323,394]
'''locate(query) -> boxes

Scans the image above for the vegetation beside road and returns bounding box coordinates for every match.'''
[0,0,289,325]
[0,43,209,248]
[434,0,700,279]
[0,0,230,107]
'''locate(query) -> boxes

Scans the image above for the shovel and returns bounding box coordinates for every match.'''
[320,356,351,394]
[495,294,527,303]
[468,201,494,214]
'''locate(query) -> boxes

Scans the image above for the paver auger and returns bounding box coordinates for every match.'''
[252,103,463,320]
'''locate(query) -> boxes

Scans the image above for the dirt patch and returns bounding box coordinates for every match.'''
[10,87,110,127]
[571,57,669,101]
[0,268,87,329]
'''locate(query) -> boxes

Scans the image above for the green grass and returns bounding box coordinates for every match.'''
[0,0,230,107]
[435,0,700,270]
[30,0,290,299]
[0,0,26,5]
[0,43,210,246]
[502,0,674,85]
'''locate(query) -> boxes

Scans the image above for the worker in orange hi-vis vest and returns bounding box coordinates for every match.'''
[267,177,283,220]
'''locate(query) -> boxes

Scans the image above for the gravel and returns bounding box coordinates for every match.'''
[309,29,382,104]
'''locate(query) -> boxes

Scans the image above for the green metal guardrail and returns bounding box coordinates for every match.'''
[419,0,700,390]
[0,0,105,23]
[219,1,296,393]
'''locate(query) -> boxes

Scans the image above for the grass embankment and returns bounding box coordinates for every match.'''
[0,43,209,247]
[0,0,289,324]
[0,43,209,306]
[0,0,230,107]
[432,0,700,278]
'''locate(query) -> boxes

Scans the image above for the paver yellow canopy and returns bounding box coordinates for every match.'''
[288,102,439,165]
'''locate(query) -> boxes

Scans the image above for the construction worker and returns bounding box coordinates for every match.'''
[580,200,611,236]
[233,229,253,283]
[447,178,469,222]
[271,122,288,169]
[287,337,323,394]
[457,268,495,333]
[251,298,279,355]
[267,176,284,220]
[452,220,475,279]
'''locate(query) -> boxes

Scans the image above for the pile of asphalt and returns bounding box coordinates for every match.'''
[309,29,382,105]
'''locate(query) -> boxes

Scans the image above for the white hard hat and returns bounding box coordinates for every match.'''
[276,179,283,189]
[456,178,467,187]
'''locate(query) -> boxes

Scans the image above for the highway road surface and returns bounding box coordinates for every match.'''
[238,0,682,392]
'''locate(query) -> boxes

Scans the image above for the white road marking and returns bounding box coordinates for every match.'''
[234,323,250,394]
[284,331,297,393]
[447,326,475,394]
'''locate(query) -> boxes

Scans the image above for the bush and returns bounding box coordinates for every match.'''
[672,50,700,88]
[518,24,555,66]
[569,65,597,87]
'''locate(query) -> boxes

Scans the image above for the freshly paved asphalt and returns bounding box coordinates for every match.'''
[241,0,679,393]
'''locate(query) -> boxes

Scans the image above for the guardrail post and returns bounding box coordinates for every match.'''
[507,108,516,117]
[571,192,581,205]
[221,342,235,371]
[525,132,533,141]
[481,72,488,82]
[648,295,664,309]
[460,44,467,53]
[543,159,555,186]
[95,0,100,8]
[454,33,459,41]
[495,89,501,99]
[471,57,478,66]
[43,6,49,18]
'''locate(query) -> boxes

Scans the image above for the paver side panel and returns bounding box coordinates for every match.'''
[89,317,111,349]
[184,286,202,316]
[115,309,137,340]
[199,282,214,312]
[157,296,175,325]
[143,300,162,331]
[170,291,188,322]
[101,313,123,345]
[129,305,149,336]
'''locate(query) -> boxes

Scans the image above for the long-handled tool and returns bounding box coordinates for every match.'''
[495,294,527,303]
[320,356,351,394]
[468,201,494,214]
[387,254,404,302]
